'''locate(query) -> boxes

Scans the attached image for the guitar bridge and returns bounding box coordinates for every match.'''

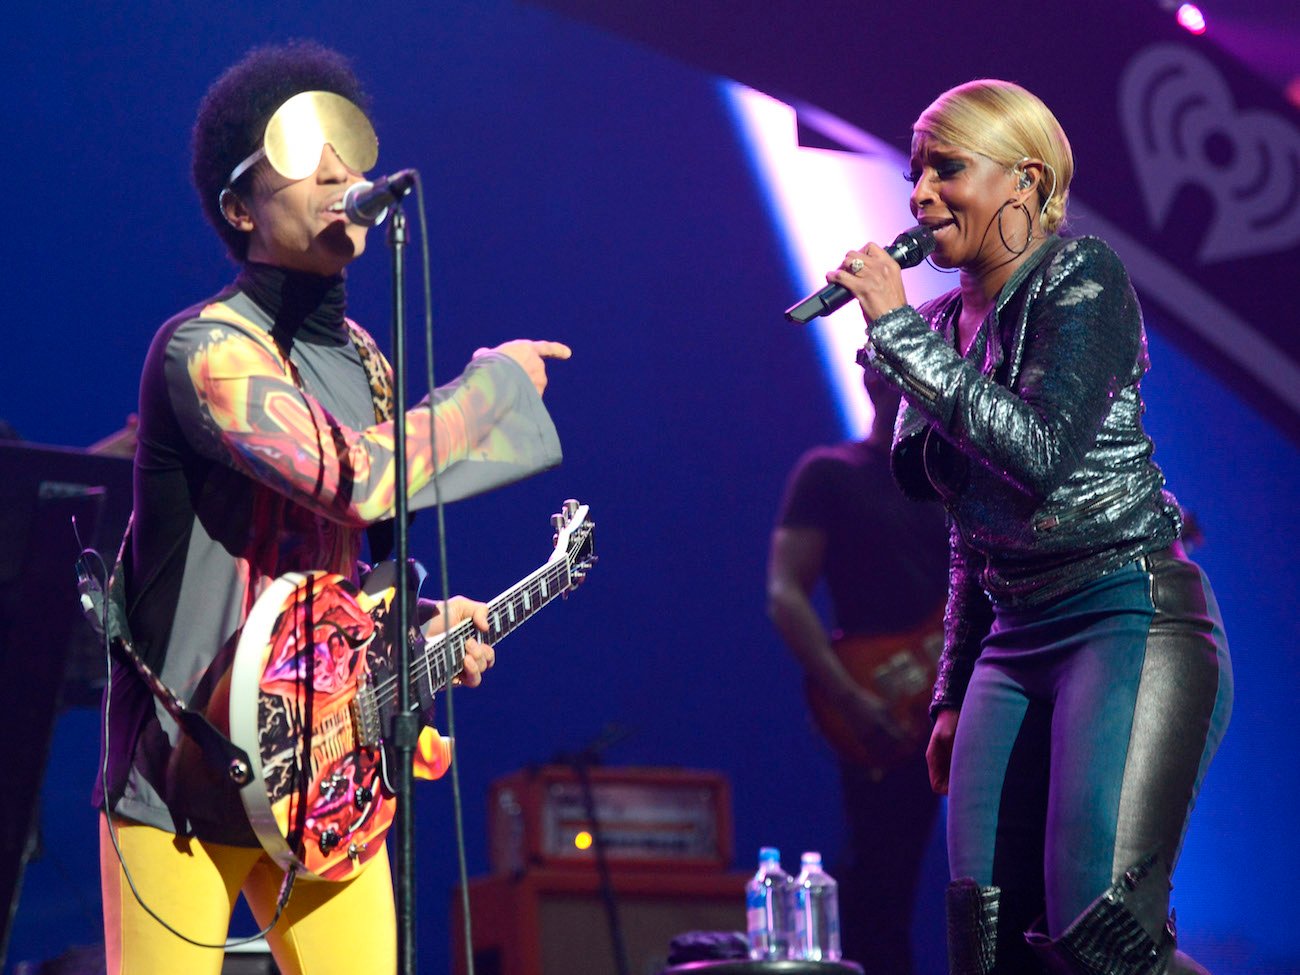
[351,675,383,748]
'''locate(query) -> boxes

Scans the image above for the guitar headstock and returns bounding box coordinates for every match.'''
[549,499,597,590]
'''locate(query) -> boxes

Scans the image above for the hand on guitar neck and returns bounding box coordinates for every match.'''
[420,596,494,687]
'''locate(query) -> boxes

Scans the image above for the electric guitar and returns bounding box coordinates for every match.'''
[803,607,944,778]
[227,500,596,882]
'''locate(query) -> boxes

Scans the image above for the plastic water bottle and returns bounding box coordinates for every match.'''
[792,851,842,961]
[745,846,794,960]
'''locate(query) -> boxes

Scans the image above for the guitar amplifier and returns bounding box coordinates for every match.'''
[488,766,732,873]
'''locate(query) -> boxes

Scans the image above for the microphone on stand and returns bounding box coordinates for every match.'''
[343,168,418,226]
[783,225,937,324]
[548,723,634,768]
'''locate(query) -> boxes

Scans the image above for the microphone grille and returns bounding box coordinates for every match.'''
[343,179,379,226]
[892,225,937,268]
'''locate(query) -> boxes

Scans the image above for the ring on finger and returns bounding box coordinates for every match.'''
[848,258,865,274]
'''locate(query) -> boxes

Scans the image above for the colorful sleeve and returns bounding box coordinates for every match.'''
[167,315,556,525]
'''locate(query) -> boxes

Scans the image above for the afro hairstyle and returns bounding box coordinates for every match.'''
[191,40,371,261]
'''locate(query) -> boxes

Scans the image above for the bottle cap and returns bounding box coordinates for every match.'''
[801,851,822,865]
[759,847,781,862]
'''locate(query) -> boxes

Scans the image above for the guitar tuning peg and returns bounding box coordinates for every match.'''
[552,533,559,546]
[563,499,579,517]
[551,513,565,530]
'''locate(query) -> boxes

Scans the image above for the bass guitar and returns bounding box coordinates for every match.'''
[227,499,596,882]
[803,607,944,778]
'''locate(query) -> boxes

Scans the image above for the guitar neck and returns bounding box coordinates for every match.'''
[417,557,573,695]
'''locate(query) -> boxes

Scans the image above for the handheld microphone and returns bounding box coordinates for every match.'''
[783,225,937,324]
[343,169,418,226]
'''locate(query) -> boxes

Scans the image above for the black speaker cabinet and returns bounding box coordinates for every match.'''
[220,942,278,975]
[451,868,748,975]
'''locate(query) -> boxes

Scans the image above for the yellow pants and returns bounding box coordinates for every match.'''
[99,815,396,975]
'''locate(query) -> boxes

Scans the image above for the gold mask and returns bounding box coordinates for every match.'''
[226,90,378,186]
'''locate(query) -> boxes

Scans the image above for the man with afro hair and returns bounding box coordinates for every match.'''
[95,40,569,974]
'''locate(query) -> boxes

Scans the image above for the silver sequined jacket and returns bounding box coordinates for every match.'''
[860,235,1182,717]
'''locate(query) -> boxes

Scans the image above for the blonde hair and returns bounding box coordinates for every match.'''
[913,79,1074,233]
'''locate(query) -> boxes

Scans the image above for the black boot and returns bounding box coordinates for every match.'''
[1024,855,1176,975]
[946,878,1000,975]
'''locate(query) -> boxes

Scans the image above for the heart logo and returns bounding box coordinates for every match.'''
[1119,43,1300,263]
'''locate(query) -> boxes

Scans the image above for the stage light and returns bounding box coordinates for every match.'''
[1176,3,1207,34]
[722,83,952,439]
[573,830,593,851]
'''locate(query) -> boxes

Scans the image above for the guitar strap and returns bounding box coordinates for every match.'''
[98,535,255,786]
[340,314,403,562]
[98,302,398,785]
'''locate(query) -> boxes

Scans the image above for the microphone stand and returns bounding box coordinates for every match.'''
[386,204,420,975]
[572,756,630,975]
[555,725,633,975]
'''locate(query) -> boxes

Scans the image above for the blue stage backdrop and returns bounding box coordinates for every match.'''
[2,3,1296,974]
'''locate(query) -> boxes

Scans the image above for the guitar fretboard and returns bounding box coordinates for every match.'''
[373,557,575,714]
